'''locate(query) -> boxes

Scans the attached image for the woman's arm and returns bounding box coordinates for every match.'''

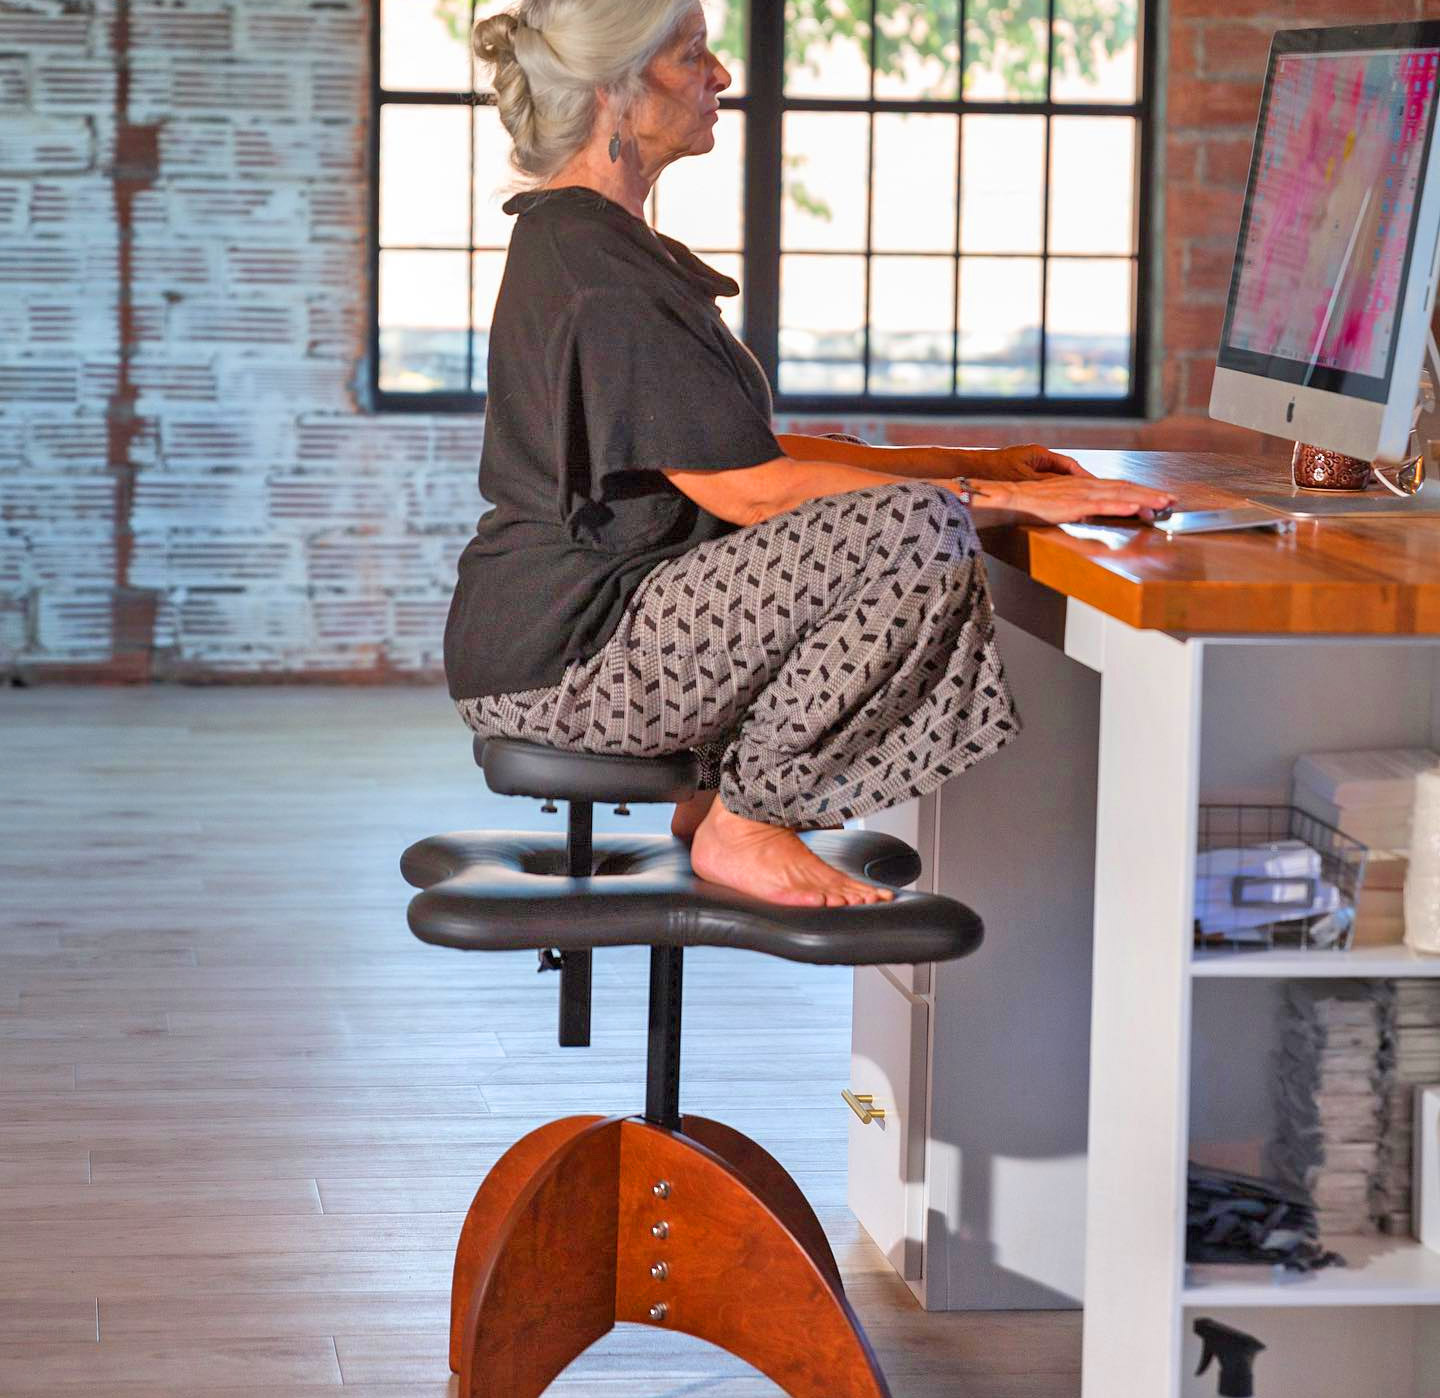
[774,432,963,479]
[775,432,1092,482]
[663,454,1173,529]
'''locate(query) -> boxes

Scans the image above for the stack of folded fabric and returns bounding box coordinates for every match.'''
[1186,1162,1345,1272]
[1292,749,1439,945]
[1268,981,1391,1236]
[1292,748,1438,857]
[1353,856,1408,947]
[1375,981,1440,1234]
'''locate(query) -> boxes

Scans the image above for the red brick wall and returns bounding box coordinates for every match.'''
[1155,0,1438,434]
[0,0,1432,680]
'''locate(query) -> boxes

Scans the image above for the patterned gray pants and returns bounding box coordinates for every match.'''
[456,481,1019,825]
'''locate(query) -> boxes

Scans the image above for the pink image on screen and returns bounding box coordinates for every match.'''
[1230,48,1439,378]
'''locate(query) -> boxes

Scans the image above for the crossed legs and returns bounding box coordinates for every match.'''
[458,481,1019,905]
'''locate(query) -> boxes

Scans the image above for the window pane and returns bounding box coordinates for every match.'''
[785,0,871,97]
[1051,0,1139,103]
[870,257,954,395]
[1046,257,1132,397]
[381,0,471,92]
[963,0,1049,100]
[379,250,469,392]
[708,0,748,96]
[959,257,1040,396]
[381,105,470,248]
[874,0,959,100]
[960,115,1044,254]
[782,112,869,251]
[871,114,957,253]
[654,109,744,250]
[473,106,517,250]
[780,254,865,394]
[1048,116,1135,255]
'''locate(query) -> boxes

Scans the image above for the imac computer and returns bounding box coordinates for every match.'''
[1209,22,1440,467]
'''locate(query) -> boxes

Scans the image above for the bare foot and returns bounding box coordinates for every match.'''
[671,789,718,843]
[689,799,896,908]
[673,790,841,843]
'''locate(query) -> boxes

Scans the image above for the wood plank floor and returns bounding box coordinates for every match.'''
[0,686,1081,1396]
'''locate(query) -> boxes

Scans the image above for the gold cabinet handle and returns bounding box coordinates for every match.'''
[842,1088,886,1125]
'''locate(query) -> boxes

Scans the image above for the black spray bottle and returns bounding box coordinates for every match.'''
[1193,1317,1267,1397]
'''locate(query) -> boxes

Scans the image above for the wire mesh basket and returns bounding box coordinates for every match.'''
[1194,804,1370,954]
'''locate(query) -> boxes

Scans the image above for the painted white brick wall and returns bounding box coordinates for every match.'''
[0,0,481,678]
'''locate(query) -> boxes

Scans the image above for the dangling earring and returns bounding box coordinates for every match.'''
[608,128,621,162]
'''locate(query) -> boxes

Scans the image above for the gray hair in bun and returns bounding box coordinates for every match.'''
[473,0,698,181]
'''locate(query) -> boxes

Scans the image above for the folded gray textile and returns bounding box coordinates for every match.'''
[1187,1163,1346,1272]
[1264,979,1440,1236]
[1267,981,1390,1234]
[1375,981,1440,1232]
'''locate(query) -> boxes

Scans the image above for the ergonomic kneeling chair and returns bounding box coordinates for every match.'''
[401,737,983,1397]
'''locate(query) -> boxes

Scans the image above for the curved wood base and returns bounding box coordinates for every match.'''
[680,1112,844,1293]
[448,1114,604,1372]
[452,1115,891,1398]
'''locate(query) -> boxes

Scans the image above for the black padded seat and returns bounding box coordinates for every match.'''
[401,828,982,966]
[477,736,699,804]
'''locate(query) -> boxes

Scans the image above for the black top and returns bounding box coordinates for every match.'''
[444,186,784,701]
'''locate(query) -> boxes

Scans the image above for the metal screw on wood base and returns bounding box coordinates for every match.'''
[651,1221,669,1239]
[650,1261,668,1280]
[649,1302,668,1322]
[653,1180,671,1198]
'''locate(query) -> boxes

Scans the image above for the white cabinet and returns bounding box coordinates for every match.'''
[850,557,1440,1395]
[847,964,929,1281]
[854,609,1100,1309]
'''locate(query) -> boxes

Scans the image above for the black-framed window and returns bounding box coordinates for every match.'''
[370,0,1154,416]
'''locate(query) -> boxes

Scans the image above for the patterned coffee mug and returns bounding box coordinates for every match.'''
[1291,441,1372,491]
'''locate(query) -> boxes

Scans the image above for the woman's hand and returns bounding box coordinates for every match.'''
[959,474,1176,526]
[962,444,1094,481]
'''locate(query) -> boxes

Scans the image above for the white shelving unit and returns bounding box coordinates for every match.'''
[1182,638,1440,1397]
[848,572,1440,1398]
[1192,945,1440,977]
[1184,1236,1440,1309]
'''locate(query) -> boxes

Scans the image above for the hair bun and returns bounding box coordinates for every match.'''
[472,10,521,67]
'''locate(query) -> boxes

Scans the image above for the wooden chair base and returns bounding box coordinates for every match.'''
[449,1114,891,1398]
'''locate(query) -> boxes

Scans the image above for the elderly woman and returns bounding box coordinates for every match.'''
[447,0,1173,909]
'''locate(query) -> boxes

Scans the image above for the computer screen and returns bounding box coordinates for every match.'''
[1210,24,1440,462]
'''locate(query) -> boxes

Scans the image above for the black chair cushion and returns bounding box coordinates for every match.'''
[401,829,982,967]
[477,737,699,805]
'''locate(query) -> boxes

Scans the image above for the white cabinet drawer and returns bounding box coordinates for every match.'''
[857,796,933,996]
[847,963,929,1281]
